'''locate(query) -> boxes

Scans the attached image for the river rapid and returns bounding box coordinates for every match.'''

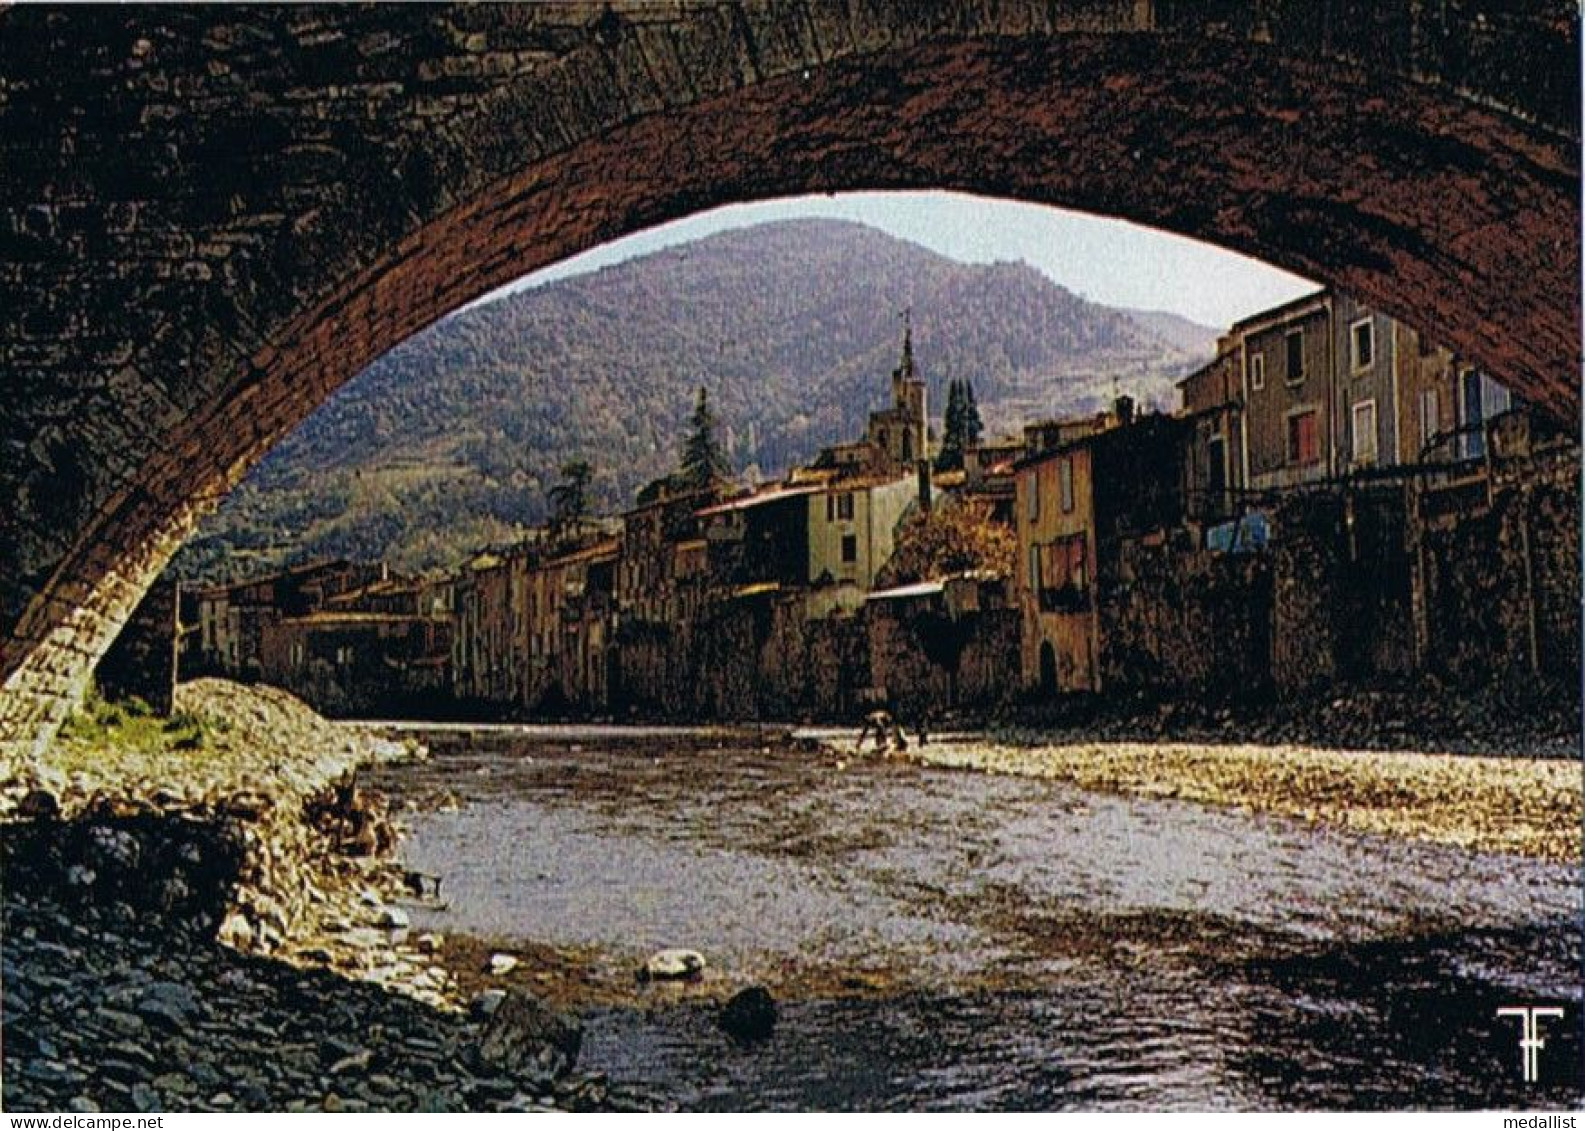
[365,726,1581,1111]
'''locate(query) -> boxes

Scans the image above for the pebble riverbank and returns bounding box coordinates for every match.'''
[1,680,658,1112]
[847,735,1581,862]
[0,890,656,1112]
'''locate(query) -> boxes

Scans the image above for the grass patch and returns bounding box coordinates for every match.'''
[57,684,215,758]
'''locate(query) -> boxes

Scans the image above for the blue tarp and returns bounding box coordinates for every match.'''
[1207,512,1269,554]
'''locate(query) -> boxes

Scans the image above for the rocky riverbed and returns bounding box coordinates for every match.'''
[4,681,1579,1111]
[1,680,655,1112]
[369,725,1581,1109]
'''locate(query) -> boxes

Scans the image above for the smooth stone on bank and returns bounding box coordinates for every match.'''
[640,948,706,982]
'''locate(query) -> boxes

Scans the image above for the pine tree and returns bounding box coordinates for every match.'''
[678,385,730,490]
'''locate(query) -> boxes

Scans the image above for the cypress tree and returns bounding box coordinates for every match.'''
[962,379,984,449]
[936,378,967,471]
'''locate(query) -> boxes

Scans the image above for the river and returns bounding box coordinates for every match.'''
[364,726,1581,1111]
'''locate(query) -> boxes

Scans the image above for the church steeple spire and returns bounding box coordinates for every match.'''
[897,307,915,379]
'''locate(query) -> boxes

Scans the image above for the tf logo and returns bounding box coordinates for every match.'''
[1496,1006,1565,1083]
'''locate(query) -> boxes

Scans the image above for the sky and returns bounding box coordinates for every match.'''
[484,190,1319,332]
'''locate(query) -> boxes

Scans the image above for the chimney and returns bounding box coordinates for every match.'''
[1114,394,1136,427]
[916,458,933,514]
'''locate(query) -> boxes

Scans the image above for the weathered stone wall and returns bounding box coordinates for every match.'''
[1270,498,1346,696]
[955,610,1022,711]
[757,597,813,719]
[866,603,1021,720]
[1099,546,1272,699]
[93,577,178,715]
[1270,489,1415,698]
[865,605,952,721]
[695,599,770,721]
[611,598,875,723]
[611,622,687,719]
[1,1,1578,761]
[1416,447,1581,688]
[803,615,870,722]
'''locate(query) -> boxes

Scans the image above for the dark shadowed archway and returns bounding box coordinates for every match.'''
[1,1,1578,759]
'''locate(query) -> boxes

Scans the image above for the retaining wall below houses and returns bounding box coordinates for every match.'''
[955,610,1022,712]
[1413,446,1581,688]
[611,594,1008,723]
[1269,489,1416,698]
[1099,546,1272,699]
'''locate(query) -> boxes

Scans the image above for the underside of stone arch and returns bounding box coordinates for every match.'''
[0,2,1578,759]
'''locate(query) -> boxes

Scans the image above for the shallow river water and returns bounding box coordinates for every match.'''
[366,726,1580,1111]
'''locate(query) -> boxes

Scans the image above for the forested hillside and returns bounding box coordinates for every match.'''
[175,219,1214,580]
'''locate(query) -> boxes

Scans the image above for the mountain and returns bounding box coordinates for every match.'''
[1117,307,1221,357]
[173,219,1215,581]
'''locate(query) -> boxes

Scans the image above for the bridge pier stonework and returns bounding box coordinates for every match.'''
[0,1,1578,761]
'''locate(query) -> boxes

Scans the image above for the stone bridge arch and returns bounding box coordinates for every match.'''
[1,1,1578,759]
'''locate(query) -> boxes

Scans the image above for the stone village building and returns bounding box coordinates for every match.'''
[183,561,453,716]
[1012,405,1187,694]
[1178,287,1520,540]
[695,472,920,621]
[451,551,514,707]
[451,531,622,716]
[188,560,382,679]
[1048,289,1573,704]
[514,537,620,714]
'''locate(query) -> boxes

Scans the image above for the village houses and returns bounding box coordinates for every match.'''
[169,290,1574,721]
[188,561,453,716]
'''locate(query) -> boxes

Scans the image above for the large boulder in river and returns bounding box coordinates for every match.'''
[639,948,706,982]
[719,986,777,1043]
[474,990,582,1079]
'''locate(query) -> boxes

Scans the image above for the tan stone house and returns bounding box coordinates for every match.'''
[1013,412,1187,695]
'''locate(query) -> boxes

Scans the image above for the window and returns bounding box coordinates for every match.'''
[1351,318,1374,370]
[1206,434,1227,496]
[1036,534,1089,611]
[1459,369,1485,460]
[1418,388,1439,451]
[1456,369,1511,460]
[836,492,855,521]
[1286,409,1319,465]
[1026,471,1039,521]
[1058,456,1075,513]
[840,534,857,564]
[1249,353,1266,391]
[1351,399,1378,465]
[1285,330,1305,383]
[1456,369,1512,461]
[1028,544,1040,590]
